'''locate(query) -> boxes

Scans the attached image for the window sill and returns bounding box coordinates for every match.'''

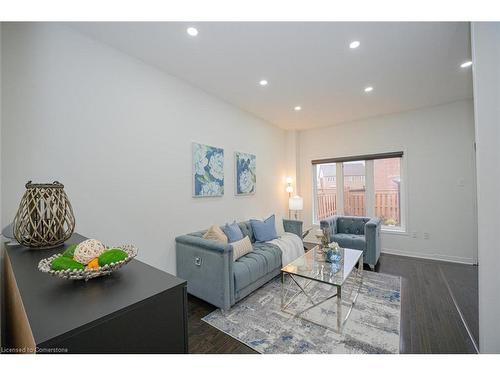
[381,227,408,236]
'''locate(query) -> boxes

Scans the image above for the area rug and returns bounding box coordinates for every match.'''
[202,271,401,354]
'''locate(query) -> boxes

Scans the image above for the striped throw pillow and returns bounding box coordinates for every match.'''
[231,236,253,260]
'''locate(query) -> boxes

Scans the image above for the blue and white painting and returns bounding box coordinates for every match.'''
[235,152,256,195]
[193,142,224,197]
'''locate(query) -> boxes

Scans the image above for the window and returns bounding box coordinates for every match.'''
[315,162,337,220]
[343,161,366,217]
[374,158,401,227]
[312,152,404,231]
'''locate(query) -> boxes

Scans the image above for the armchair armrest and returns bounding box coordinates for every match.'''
[365,217,382,230]
[364,217,382,267]
[283,219,304,239]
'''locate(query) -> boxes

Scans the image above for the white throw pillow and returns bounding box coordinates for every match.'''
[231,236,253,261]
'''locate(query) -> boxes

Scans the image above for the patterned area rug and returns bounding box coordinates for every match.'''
[202,271,401,354]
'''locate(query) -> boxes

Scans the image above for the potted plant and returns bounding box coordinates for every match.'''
[385,218,397,227]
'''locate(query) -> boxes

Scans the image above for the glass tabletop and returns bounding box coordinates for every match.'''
[281,246,363,287]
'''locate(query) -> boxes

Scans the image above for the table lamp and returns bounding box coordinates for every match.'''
[289,195,303,220]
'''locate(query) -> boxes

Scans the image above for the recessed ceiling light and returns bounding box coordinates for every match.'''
[349,41,361,49]
[294,106,302,111]
[259,79,268,86]
[186,27,198,37]
[460,61,472,68]
[364,86,374,93]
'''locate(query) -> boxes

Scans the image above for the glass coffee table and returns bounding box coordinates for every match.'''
[281,246,364,333]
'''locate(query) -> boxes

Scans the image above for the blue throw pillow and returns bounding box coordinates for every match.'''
[250,215,278,242]
[222,221,244,243]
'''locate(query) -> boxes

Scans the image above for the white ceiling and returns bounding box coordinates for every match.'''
[70,22,472,130]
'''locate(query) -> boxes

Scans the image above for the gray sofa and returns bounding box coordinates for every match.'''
[175,221,286,310]
[320,215,382,270]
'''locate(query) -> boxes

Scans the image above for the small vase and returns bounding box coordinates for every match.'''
[325,249,342,264]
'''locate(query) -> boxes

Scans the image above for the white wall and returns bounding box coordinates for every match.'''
[472,22,500,354]
[285,130,299,192]
[298,100,477,264]
[0,22,4,349]
[0,23,287,274]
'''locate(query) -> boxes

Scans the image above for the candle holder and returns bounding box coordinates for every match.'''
[13,181,76,249]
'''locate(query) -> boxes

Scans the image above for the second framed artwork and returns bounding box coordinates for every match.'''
[235,152,256,195]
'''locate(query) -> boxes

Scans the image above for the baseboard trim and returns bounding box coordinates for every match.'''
[381,248,476,265]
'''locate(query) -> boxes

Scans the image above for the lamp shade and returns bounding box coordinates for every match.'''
[286,185,293,193]
[289,195,303,211]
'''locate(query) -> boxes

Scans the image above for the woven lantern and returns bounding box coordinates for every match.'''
[13,181,76,249]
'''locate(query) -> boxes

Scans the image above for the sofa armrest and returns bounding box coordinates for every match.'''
[175,234,232,253]
[175,235,233,309]
[320,216,338,239]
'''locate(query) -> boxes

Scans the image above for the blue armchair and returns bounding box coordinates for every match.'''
[282,219,311,249]
[282,219,303,238]
[320,215,382,270]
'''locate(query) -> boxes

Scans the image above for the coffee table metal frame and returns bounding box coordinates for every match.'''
[280,247,364,333]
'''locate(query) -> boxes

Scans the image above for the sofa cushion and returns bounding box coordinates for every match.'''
[337,217,369,235]
[332,233,366,251]
[250,214,278,242]
[233,243,281,292]
[238,221,256,243]
[252,242,282,270]
[223,221,244,242]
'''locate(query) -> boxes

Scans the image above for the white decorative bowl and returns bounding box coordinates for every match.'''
[38,244,138,281]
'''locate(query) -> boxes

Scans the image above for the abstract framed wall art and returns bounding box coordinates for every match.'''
[192,142,224,197]
[235,152,256,195]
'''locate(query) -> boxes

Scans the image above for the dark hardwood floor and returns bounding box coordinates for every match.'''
[377,253,478,353]
[187,252,478,354]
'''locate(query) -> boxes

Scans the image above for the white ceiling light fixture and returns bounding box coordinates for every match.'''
[460,60,472,68]
[259,79,268,86]
[349,40,361,49]
[294,106,302,111]
[186,27,198,37]
[364,86,374,93]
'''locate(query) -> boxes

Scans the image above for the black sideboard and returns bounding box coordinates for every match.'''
[2,233,187,354]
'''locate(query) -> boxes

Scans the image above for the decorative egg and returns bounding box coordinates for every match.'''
[86,258,100,270]
[74,239,106,265]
